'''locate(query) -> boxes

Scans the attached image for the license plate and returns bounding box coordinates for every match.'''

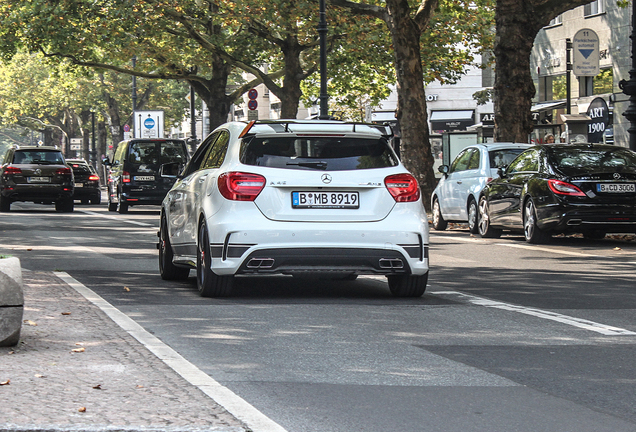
[27,177,50,183]
[292,191,359,209]
[134,176,155,181]
[597,183,635,193]
[75,183,84,187]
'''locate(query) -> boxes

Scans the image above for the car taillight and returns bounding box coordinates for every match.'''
[56,167,72,175]
[122,171,131,183]
[88,174,100,181]
[3,166,21,175]
[218,172,266,201]
[385,173,421,202]
[548,179,585,196]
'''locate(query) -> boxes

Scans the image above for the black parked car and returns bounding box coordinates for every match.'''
[0,146,74,212]
[66,159,101,205]
[104,138,189,213]
[478,143,636,243]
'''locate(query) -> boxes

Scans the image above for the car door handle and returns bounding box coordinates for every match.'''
[456,181,462,184]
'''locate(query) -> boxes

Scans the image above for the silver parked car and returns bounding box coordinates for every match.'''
[431,143,531,233]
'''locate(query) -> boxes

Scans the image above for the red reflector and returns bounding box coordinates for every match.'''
[122,171,131,183]
[218,172,266,201]
[384,173,420,202]
[3,166,22,175]
[127,199,139,201]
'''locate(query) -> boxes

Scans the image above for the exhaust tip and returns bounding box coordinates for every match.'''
[379,258,404,269]
[247,258,275,269]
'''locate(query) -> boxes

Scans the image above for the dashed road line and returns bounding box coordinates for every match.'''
[434,290,636,336]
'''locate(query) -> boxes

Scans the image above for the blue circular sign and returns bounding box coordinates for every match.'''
[144,118,156,129]
[248,100,258,111]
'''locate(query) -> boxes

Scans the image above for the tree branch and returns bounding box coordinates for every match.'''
[328,0,387,20]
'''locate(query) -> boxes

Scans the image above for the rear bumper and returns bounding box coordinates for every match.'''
[538,202,636,234]
[1,185,73,202]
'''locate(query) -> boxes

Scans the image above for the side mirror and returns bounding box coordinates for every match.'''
[160,162,181,178]
[438,165,449,176]
[102,156,111,166]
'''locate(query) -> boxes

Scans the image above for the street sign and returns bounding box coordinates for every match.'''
[586,97,609,143]
[248,100,258,111]
[133,110,164,138]
[572,29,599,77]
[248,89,258,100]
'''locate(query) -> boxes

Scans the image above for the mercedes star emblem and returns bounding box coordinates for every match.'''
[614,173,621,180]
[321,174,332,184]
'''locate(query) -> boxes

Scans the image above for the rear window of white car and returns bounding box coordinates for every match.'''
[240,137,398,171]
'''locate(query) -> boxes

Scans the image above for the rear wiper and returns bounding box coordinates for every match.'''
[286,161,328,170]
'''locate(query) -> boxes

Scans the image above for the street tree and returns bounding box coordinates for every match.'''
[493,0,620,142]
[328,0,494,209]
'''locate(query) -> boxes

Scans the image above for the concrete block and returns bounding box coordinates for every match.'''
[0,257,24,346]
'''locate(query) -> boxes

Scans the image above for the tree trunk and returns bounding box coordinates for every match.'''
[493,0,539,142]
[279,40,303,119]
[385,0,436,211]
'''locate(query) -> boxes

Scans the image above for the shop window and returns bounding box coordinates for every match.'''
[539,75,567,101]
[579,68,613,96]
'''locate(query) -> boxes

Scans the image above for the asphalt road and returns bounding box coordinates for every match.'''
[2,200,636,432]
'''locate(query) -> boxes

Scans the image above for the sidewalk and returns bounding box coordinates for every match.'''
[0,270,248,432]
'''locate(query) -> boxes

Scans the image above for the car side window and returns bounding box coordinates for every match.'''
[507,150,539,174]
[112,142,126,165]
[467,149,480,170]
[450,149,473,173]
[182,133,218,177]
[201,130,230,170]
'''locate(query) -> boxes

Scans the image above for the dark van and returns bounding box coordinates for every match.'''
[105,138,189,213]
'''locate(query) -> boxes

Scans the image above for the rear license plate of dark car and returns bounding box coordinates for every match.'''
[292,191,359,209]
[597,183,635,193]
[27,177,50,183]
[134,176,155,181]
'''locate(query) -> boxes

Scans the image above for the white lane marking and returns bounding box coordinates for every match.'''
[56,271,288,432]
[435,290,636,336]
[79,210,154,227]
[433,234,636,263]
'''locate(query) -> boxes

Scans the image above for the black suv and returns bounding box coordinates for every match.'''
[104,138,189,213]
[0,146,74,212]
[66,159,101,205]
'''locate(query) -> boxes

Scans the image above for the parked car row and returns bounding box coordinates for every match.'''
[432,142,636,244]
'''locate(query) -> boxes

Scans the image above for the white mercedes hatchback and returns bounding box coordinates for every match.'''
[158,120,429,297]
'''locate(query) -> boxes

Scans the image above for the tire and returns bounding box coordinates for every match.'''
[387,272,428,297]
[159,215,190,280]
[431,197,448,231]
[583,230,606,240]
[91,193,101,205]
[467,198,479,234]
[197,222,233,297]
[117,195,129,214]
[478,196,501,238]
[0,195,11,212]
[108,200,117,212]
[523,198,550,244]
[55,198,74,213]
[81,198,90,205]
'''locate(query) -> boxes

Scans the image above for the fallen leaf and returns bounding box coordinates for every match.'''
[0,380,9,386]
[614,247,622,251]
[26,248,33,251]
[34,374,46,378]
[78,407,86,413]
[124,286,130,292]
[23,320,37,326]
[71,347,85,353]
[8,351,14,355]
[136,385,144,389]
[75,343,84,346]
[61,312,71,316]
[92,384,102,390]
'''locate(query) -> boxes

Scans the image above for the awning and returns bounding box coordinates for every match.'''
[430,110,474,131]
[531,100,567,112]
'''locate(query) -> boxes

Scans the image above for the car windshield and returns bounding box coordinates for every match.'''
[128,141,187,165]
[240,136,398,171]
[548,147,636,176]
[13,150,64,165]
[489,149,527,169]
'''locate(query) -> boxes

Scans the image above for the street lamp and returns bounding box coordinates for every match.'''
[619,3,636,150]
[318,0,329,120]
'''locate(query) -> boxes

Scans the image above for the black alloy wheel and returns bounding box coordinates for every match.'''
[196,222,233,297]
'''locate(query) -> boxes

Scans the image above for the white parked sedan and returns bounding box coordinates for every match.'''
[431,142,531,233]
[159,120,430,297]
